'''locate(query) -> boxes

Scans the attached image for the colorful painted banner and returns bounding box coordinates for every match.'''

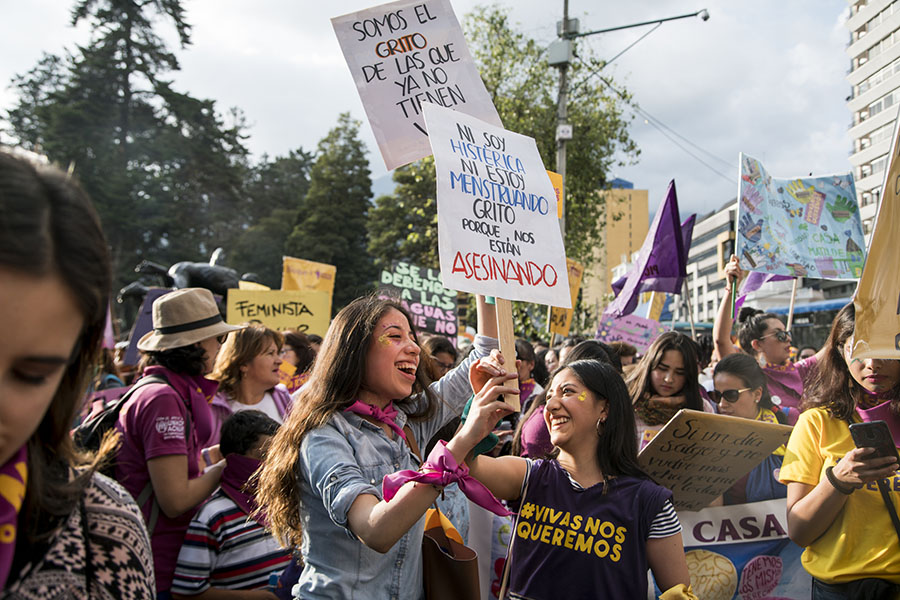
[853,118,900,360]
[548,259,584,337]
[677,499,810,600]
[638,410,792,511]
[737,153,865,279]
[226,289,331,337]
[595,313,666,353]
[332,0,502,170]
[377,260,458,339]
[424,102,571,307]
[281,255,336,310]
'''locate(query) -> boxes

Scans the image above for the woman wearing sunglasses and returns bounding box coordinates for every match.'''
[713,256,825,423]
[713,353,788,504]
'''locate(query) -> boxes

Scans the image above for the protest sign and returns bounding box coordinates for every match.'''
[853,116,900,360]
[378,260,458,339]
[226,289,331,337]
[238,280,271,291]
[123,288,170,366]
[736,153,865,279]
[595,313,666,353]
[546,170,563,219]
[638,410,792,511]
[677,499,809,600]
[282,255,336,299]
[332,0,502,170]
[548,259,584,337]
[424,102,571,307]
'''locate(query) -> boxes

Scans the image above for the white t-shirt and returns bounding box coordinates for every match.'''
[227,392,283,424]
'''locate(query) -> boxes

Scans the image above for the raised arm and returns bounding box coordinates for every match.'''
[713,256,743,359]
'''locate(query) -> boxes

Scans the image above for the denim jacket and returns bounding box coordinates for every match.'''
[295,334,497,600]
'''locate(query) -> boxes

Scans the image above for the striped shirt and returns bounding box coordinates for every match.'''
[171,489,291,593]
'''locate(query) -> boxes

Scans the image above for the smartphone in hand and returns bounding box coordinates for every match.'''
[849,420,900,462]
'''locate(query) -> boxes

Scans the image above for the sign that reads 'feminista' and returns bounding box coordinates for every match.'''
[424,102,571,307]
[378,261,458,339]
[332,0,501,170]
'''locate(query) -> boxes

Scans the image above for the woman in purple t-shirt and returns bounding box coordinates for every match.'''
[115,288,243,597]
[445,359,697,599]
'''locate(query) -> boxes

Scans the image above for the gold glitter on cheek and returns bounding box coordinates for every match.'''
[577,391,587,402]
[377,334,392,346]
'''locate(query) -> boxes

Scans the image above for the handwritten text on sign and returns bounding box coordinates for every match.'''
[378,261,458,339]
[332,0,501,170]
[638,410,791,511]
[596,313,667,353]
[425,103,570,307]
[226,289,331,337]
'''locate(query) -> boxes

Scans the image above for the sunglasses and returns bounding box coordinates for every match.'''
[711,388,751,403]
[433,359,455,371]
[758,329,791,343]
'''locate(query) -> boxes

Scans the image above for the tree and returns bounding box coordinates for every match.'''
[4,0,249,290]
[285,113,375,311]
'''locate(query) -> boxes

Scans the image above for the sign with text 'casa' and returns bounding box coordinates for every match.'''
[424,102,570,307]
[378,261,458,339]
[332,0,501,170]
[638,410,792,511]
[226,289,331,337]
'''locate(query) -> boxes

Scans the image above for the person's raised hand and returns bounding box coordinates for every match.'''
[456,371,518,451]
[470,349,520,394]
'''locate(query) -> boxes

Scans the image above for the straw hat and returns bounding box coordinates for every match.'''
[137,288,243,351]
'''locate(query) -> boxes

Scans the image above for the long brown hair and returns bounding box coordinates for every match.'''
[211,325,284,400]
[256,295,436,549]
[802,303,900,420]
[0,150,112,542]
[626,331,703,410]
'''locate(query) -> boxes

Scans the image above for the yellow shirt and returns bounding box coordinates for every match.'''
[779,407,900,583]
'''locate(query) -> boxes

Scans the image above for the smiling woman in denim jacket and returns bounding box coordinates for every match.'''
[257,294,499,600]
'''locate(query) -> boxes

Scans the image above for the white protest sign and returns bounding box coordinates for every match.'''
[424,102,571,307]
[332,0,502,171]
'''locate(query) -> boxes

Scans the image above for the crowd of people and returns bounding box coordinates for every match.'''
[2,147,899,600]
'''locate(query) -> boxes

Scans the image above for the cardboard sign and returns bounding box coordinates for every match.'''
[332,0,502,170]
[596,313,666,353]
[238,280,271,291]
[546,170,563,219]
[853,114,900,360]
[678,499,809,600]
[377,260,458,339]
[424,102,571,307]
[123,288,171,366]
[638,410,792,511]
[226,289,331,337]
[282,256,336,295]
[548,258,584,337]
[736,153,865,279]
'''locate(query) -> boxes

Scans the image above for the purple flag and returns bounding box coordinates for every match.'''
[611,213,695,296]
[735,271,792,311]
[607,181,690,316]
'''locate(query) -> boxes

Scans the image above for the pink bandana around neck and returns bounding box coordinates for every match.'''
[345,400,407,441]
[0,445,28,589]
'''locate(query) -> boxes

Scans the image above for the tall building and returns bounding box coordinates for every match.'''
[846,0,900,236]
[580,178,648,320]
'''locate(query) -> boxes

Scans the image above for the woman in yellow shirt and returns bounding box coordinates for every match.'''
[780,304,900,599]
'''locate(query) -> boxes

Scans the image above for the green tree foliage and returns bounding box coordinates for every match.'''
[285,113,375,311]
[4,0,249,289]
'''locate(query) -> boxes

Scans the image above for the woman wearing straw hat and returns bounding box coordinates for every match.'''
[114,287,242,598]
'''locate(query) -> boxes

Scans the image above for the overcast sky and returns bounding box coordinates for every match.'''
[1,0,852,217]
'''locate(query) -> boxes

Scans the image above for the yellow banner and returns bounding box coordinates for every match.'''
[853,121,900,359]
[547,170,564,219]
[549,258,584,336]
[226,289,331,337]
[282,256,336,295]
[647,291,666,322]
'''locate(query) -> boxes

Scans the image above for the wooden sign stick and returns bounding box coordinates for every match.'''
[495,297,520,410]
[786,278,799,332]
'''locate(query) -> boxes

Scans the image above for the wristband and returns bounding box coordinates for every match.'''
[825,466,856,495]
[202,448,213,466]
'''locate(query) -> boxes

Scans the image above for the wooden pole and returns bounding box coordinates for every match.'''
[682,279,696,338]
[495,298,520,410]
[786,278,799,332]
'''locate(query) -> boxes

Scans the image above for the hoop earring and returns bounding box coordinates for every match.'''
[596,418,606,437]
